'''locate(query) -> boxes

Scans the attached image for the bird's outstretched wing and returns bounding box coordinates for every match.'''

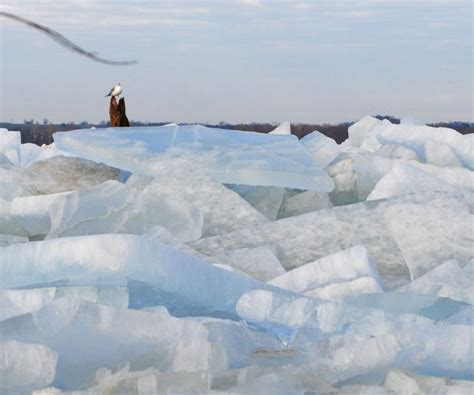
[105,87,114,97]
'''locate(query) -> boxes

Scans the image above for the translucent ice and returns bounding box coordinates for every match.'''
[269,121,291,135]
[226,184,286,220]
[269,246,381,295]
[210,246,286,281]
[19,143,43,167]
[54,124,334,191]
[347,116,472,169]
[0,129,21,166]
[397,260,474,304]
[0,340,58,391]
[0,300,219,389]
[300,130,342,169]
[326,152,394,205]
[47,180,203,242]
[277,190,332,219]
[0,286,129,321]
[367,161,474,201]
[386,196,473,279]
[0,234,281,317]
[127,172,268,237]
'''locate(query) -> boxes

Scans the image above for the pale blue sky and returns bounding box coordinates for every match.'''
[0,0,472,124]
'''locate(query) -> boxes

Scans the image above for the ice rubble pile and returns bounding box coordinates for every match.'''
[0,119,472,394]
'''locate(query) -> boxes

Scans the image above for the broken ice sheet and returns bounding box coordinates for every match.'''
[0,234,287,318]
[191,191,472,289]
[269,245,382,295]
[54,124,334,191]
[0,300,218,390]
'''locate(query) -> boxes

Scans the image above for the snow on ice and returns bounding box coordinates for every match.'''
[0,120,473,393]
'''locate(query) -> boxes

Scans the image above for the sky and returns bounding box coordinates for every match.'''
[0,0,472,124]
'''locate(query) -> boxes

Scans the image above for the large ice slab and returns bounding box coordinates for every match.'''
[0,234,284,318]
[54,124,334,191]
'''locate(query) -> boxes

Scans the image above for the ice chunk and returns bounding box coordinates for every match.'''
[210,246,286,281]
[0,286,129,321]
[424,139,462,168]
[326,152,394,205]
[384,369,474,395]
[0,234,283,318]
[376,144,420,161]
[269,121,291,135]
[386,197,473,279]
[227,184,285,220]
[0,340,58,391]
[367,161,474,201]
[305,277,383,300]
[300,130,342,169]
[19,143,43,167]
[47,180,203,242]
[8,191,73,236]
[277,190,332,219]
[0,300,221,389]
[236,289,341,334]
[269,246,381,294]
[397,260,474,304]
[130,172,268,237]
[22,156,123,195]
[297,333,401,384]
[348,116,472,169]
[54,124,334,191]
[0,129,21,166]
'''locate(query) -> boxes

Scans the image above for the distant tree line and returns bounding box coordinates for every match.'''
[1,116,472,147]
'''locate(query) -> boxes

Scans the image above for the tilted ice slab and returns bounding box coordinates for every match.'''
[54,124,334,191]
[396,260,474,304]
[269,246,382,295]
[192,191,473,289]
[126,172,268,238]
[300,130,342,169]
[367,161,474,201]
[347,116,473,169]
[47,180,203,242]
[0,234,284,318]
[269,121,291,135]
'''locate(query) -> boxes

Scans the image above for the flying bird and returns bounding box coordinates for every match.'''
[105,83,122,98]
